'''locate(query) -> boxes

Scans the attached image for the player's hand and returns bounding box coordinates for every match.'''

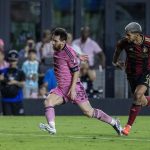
[79,54,89,62]
[112,61,125,70]
[67,87,76,100]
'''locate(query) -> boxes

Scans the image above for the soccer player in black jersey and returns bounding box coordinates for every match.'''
[113,22,150,135]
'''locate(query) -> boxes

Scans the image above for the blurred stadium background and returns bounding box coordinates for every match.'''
[0,0,150,115]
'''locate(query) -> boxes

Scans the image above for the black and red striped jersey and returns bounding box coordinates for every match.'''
[116,35,150,76]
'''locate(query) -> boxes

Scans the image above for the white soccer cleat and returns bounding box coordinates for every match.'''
[39,123,56,134]
[112,119,123,136]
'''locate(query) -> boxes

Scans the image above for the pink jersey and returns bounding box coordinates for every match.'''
[53,44,79,89]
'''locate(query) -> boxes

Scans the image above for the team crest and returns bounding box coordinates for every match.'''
[143,46,148,53]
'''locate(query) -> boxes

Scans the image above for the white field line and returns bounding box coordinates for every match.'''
[0,132,150,142]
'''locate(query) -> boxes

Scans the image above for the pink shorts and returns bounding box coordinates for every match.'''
[50,82,88,104]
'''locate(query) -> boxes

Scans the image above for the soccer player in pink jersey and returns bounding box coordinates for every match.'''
[39,28,122,135]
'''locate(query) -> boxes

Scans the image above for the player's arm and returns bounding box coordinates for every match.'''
[67,50,80,100]
[112,41,124,70]
[71,45,88,62]
[70,70,80,91]
[67,66,79,100]
[75,52,88,62]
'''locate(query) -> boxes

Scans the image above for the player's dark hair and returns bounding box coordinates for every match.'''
[52,28,68,41]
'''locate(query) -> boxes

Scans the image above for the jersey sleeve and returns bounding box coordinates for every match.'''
[113,39,125,63]
[66,48,79,73]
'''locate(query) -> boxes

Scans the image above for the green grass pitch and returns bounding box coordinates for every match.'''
[0,116,150,150]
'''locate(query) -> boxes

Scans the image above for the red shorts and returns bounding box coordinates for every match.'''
[50,82,88,104]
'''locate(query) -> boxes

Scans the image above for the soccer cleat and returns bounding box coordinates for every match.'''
[122,124,131,136]
[113,119,123,136]
[39,123,56,134]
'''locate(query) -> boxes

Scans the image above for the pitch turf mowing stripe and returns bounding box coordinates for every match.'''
[0,132,150,142]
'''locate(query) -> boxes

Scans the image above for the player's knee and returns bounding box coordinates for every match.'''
[83,109,93,118]
[44,98,54,107]
[134,92,143,102]
[84,111,92,118]
[44,99,49,107]
[133,100,141,105]
[141,99,148,106]
[133,99,142,105]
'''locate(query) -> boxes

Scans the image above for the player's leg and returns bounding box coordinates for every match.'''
[40,93,64,134]
[145,95,150,106]
[143,74,150,106]
[77,101,122,135]
[122,84,147,135]
[74,82,122,135]
[44,93,64,123]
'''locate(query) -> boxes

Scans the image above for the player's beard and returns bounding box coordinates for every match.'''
[131,38,137,44]
[127,38,134,43]
[53,44,62,51]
